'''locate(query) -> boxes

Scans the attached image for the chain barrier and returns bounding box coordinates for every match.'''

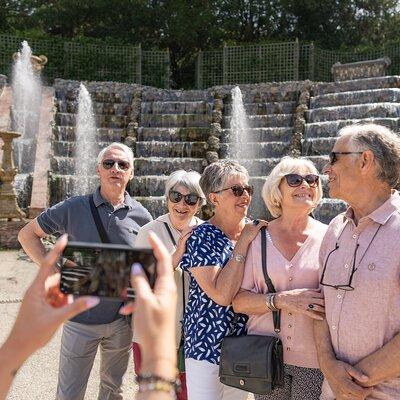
[0,298,23,304]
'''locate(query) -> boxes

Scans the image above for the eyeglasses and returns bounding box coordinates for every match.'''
[168,190,201,206]
[213,184,254,197]
[329,151,364,165]
[285,173,319,188]
[101,159,131,171]
[319,243,359,291]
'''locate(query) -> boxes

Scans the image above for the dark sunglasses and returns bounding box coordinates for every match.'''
[168,190,200,206]
[214,184,254,197]
[285,173,319,188]
[329,151,364,165]
[101,159,131,171]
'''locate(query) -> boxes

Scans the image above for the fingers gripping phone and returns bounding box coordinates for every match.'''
[60,242,156,301]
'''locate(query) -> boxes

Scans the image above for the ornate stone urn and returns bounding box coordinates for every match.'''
[0,131,25,219]
[12,52,48,72]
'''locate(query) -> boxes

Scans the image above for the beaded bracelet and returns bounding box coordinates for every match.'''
[137,373,181,398]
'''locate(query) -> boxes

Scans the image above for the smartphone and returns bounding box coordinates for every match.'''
[60,241,156,300]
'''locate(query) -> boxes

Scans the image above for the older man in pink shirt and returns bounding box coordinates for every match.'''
[314,123,400,400]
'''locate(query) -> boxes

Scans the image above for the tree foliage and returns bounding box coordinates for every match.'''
[1,0,399,87]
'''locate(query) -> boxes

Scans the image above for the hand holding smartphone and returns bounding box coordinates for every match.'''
[60,241,156,301]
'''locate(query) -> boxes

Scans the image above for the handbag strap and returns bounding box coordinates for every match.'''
[89,194,111,244]
[261,227,281,333]
[163,221,186,340]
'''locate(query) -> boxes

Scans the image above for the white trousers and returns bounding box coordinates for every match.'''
[185,358,248,400]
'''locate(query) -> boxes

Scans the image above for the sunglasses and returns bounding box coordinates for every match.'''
[329,151,364,165]
[214,184,254,197]
[285,173,319,188]
[168,190,201,206]
[101,159,131,171]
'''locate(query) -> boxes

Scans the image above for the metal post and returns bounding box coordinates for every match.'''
[309,42,315,81]
[196,50,203,89]
[223,45,227,85]
[165,48,171,89]
[137,43,142,85]
[294,38,299,81]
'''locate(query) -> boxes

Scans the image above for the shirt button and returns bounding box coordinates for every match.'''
[286,347,291,351]
[352,234,357,239]
[332,325,337,330]
[289,264,293,268]
[344,263,349,269]
[288,324,292,328]
[337,294,342,299]
[288,313,292,316]
[368,263,376,271]
[289,277,293,281]
[287,336,291,340]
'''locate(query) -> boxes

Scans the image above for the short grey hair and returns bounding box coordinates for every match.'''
[262,157,323,218]
[165,170,206,206]
[338,123,400,187]
[97,142,134,167]
[200,161,249,207]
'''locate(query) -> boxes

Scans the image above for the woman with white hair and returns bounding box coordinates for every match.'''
[233,156,328,400]
[133,169,205,399]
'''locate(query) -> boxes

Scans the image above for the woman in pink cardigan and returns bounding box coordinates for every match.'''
[233,156,328,400]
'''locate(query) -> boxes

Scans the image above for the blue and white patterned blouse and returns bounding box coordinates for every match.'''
[180,222,247,365]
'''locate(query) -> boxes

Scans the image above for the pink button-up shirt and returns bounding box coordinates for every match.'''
[320,191,400,400]
[241,220,328,369]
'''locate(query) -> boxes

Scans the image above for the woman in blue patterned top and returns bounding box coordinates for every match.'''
[180,161,268,400]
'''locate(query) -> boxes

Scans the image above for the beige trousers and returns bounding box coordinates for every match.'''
[56,318,132,400]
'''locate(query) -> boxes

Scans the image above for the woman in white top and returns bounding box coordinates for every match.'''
[133,170,205,392]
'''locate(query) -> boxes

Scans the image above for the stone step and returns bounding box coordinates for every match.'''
[134,157,206,176]
[239,158,281,176]
[56,100,132,115]
[141,89,211,102]
[304,155,329,173]
[135,141,206,158]
[53,126,125,142]
[312,76,400,96]
[304,117,399,139]
[236,90,299,103]
[307,103,400,123]
[310,88,400,109]
[302,137,336,156]
[55,88,134,104]
[55,112,129,128]
[131,176,168,197]
[140,114,211,128]
[141,101,210,115]
[220,127,293,143]
[49,174,100,205]
[51,156,206,176]
[130,196,166,219]
[136,127,209,142]
[52,141,110,157]
[224,101,296,115]
[220,141,290,159]
[223,114,293,128]
[313,198,347,224]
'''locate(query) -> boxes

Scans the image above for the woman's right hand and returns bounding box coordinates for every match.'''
[274,288,325,320]
[237,219,269,245]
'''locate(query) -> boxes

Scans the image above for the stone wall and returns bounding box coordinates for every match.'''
[0,220,26,249]
[331,58,391,82]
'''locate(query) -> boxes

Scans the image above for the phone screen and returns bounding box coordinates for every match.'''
[60,242,156,300]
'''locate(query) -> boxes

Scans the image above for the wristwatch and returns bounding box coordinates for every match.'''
[229,253,246,263]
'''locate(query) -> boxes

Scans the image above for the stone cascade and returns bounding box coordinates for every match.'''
[218,83,308,219]
[50,79,137,204]
[303,75,400,222]
[133,88,211,217]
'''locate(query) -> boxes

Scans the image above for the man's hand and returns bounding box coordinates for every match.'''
[323,359,372,400]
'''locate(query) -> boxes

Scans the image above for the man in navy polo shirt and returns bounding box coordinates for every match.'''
[19,142,152,400]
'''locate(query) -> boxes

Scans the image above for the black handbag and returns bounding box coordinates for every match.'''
[219,227,284,394]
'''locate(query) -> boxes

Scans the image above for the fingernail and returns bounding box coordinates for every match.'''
[131,262,143,275]
[86,297,100,308]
